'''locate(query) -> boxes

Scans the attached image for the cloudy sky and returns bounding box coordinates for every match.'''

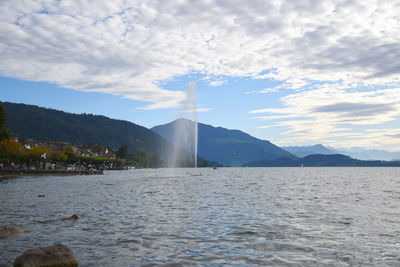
[1,0,400,151]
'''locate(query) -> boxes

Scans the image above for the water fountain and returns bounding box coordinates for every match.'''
[169,82,198,168]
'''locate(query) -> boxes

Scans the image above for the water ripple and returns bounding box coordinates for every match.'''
[1,167,400,266]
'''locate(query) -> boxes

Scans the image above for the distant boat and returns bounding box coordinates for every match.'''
[301,164,304,167]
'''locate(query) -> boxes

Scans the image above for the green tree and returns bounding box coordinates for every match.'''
[25,146,49,166]
[127,149,149,168]
[149,153,164,168]
[116,142,128,159]
[24,145,49,169]
[49,151,59,164]
[0,103,11,141]
[62,145,76,163]
[137,149,149,168]
[26,145,49,162]
[56,152,68,163]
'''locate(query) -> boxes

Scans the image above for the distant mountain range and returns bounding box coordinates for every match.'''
[330,147,400,161]
[283,144,335,158]
[246,154,400,167]
[283,144,400,161]
[3,102,400,167]
[152,118,295,166]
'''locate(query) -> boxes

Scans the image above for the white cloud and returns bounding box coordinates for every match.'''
[256,125,273,129]
[251,84,400,149]
[208,80,227,87]
[246,87,279,94]
[1,0,400,110]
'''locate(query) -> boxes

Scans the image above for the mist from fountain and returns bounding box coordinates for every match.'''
[169,82,198,168]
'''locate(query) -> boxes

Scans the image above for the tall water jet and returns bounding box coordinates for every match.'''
[188,82,198,168]
[168,82,198,168]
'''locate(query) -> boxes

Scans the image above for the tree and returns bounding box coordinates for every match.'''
[116,142,128,159]
[149,153,164,168]
[136,149,149,168]
[62,145,76,163]
[26,145,48,161]
[127,149,149,168]
[24,145,49,169]
[0,103,11,141]
[0,138,24,164]
[56,152,68,163]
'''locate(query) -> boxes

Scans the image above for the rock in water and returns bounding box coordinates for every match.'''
[0,226,22,237]
[61,214,79,222]
[13,244,78,267]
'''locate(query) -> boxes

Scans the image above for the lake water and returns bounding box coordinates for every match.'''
[1,167,399,266]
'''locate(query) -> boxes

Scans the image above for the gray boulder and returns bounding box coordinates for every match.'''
[14,244,78,267]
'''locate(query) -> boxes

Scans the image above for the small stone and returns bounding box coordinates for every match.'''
[0,227,22,237]
[61,214,79,222]
[69,214,79,221]
[13,244,78,267]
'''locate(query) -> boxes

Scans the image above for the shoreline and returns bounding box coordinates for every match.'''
[0,169,104,177]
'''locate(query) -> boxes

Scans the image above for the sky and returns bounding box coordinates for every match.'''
[1,0,400,151]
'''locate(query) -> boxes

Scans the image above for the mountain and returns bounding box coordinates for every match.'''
[2,102,180,160]
[283,144,400,161]
[329,147,400,161]
[246,154,400,167]
[151,118,295,166]
[283,144,335,157]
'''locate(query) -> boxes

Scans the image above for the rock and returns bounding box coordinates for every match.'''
[0,226,22,237]
[13,244,78,267]
[62,214,79,222]
[69,214,79,221]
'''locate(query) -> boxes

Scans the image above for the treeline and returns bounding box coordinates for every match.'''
[1,103,122,170]
[125,149,216,168]
[1,103,218,169]
[2,101,177,159]
[115,142,218,168]
[115,142,165,168]
[0,138,123,170]
[245,154,400,167]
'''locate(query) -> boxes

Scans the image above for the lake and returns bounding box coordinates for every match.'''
[1,167,399,266]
